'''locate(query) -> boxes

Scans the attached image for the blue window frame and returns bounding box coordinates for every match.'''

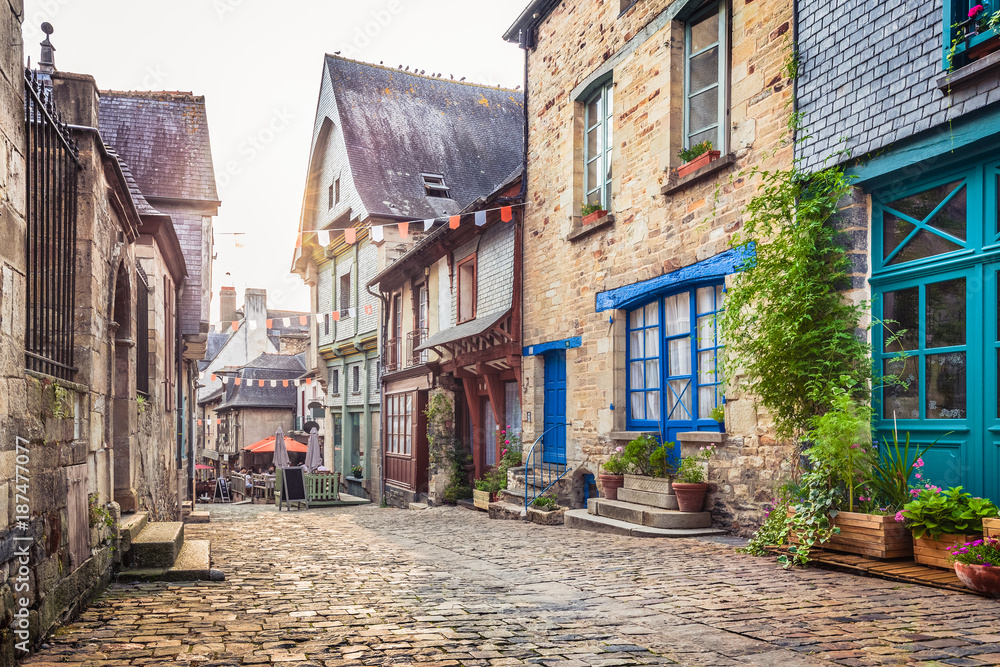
[942,0,1000,69]
[626,284,725,436]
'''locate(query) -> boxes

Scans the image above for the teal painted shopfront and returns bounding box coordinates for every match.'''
[871,152,1000,503]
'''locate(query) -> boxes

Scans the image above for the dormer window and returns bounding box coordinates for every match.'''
[421,173,450,198]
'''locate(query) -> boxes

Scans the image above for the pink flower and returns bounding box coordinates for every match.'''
[895,511,905,523]
[505,440,510,445]
[915,457,924,467]
[615,446,623,453]
[915,473,922,479]
[970,4,984,17]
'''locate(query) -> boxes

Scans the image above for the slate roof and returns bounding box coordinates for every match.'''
[216,382,296,411]
[98,91,219,202]
[106,148,162,216]
[216,353,305,411]
[325,56,524,220]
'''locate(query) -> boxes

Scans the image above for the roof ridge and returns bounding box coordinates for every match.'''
[324,54,520,93]
[100,89,205,102]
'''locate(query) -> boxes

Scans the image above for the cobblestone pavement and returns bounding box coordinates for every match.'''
[21,502,1000,667]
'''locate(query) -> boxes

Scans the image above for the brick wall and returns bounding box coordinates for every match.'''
[520,0,796,532]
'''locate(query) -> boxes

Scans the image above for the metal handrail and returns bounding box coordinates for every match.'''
[522,422,572,512]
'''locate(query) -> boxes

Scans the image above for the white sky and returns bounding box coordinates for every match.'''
[21,0,529,317]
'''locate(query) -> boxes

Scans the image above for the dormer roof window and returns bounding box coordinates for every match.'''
[421,173,451,198]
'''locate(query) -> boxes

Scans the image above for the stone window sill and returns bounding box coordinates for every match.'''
[660,153,737,197]
[609,430,657,441]
[566,213,615,243]
[936,49,1000,91]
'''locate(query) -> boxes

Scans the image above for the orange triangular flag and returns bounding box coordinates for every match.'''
[332,310,341,321]
[234,378,242,386]
[266,319,273,328]
[231,321,239,332]
[345,227,357,244]
[258,379,264,387]
[398,221,409,239]
[283,380,289,387]
[306,378,312,386]
[198,419,203,426]
[299,315,308,325]
[211,374,217,382]
[501,206,512,222]
[449,215,460,229]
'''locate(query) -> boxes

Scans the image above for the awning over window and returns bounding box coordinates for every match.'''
[594,245,753,313]
[414,309,509,352]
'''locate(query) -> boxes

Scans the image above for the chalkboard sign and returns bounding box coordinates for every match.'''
[213,478,230,503]
[279,467,309,511]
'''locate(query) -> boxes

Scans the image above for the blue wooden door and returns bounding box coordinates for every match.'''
[543,350,567,465]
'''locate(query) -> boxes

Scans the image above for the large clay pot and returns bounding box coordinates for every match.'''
[673,482,709,512]
[599,473,624,500]
[954,562,1000,597]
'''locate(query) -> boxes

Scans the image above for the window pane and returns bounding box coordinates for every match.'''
[882,212,915,259]
[587,126,599,161]
[925,278,965,348]
[690,9,719,53]
[697,315,715,349]
[926,352,966,419]
[645,328,659,357]
[689,126,716,148]
[630,361,644,390]
[883,287,919,351]
[716,285,725,308]
[697,286,715,314]
[699,385,716,418]
[645,360,660,388]
[605,84,614,120]
[888,180,962,222]
[645,301,659,325]
[927,185,966,241]
[664,292,690,335]
[667,379,692,419]
[698,350,717,384]
[630,307,644,329]
[888,229,963,265]
[883,356,919,419]
[688,46,719,93]
[587,96,600,129]
[587,159,599,192]
[630,330,643,357]
[668,337,692,376]
[631,392,645,420]
[505,381,521,436]
[646,391,660,421]
[688,87,719,135]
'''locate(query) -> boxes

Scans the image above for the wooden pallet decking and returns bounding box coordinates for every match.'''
[770,547,990,596]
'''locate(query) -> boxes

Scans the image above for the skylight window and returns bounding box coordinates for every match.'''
[421,173,451,198]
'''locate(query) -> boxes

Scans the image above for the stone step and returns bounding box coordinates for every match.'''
[564,509,728,538]
[118,540,224,582]
[132,521,184,569]
[588,498,712,529]
[185,511,210,524]
[118,512,149,553]
[488,501,526,521]
[408,502,429,510]
[616,487,678,510]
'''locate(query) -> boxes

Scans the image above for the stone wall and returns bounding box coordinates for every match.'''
[520,0,796,534]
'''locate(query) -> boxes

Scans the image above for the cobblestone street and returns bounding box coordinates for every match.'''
[21,504,1000,667]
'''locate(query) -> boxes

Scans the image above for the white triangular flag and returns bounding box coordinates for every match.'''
[371,225,384,243]
[423,218,434,232]
[475,210,486,226]
[348,307,356,318]
[320,230,330,246]
[249,320,258,330]
[283,317,291,327]
[270,380,277,387]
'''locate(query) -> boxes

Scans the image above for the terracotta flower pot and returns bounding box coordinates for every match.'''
[954,562,1000,597]
[599,473,624,500]
[677,150,721,179]
[673,482,709,512]
[582,209,608,225]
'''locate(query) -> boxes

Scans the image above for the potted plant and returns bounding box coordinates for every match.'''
[581,202,607,226]
[620,433,676,495]
[599,446,628,500]
[527,495,565,525]
[949,537,1000,597]
[350,464,363,479]
[709,404,726,432]
[676,140,720,179]
[673,445,714,512]
[473,479,493,510]
[899,486,998,569]
[985,516,1000,538]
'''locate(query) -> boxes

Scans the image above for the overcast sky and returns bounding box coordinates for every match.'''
[21,0,528,318]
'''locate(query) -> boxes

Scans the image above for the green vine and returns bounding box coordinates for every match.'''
[426,393,471,503]
[52,383,73,420]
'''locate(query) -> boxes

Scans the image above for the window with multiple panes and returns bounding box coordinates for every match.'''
[331,368,340,395]
[943,0,999,68]
[339,272,351,312]
[457,255,477,323]
[352,365,361,394]
[584,79,614,209]
[684,1,728,152]
[626,285,725,429]
[386,392,412,455]
[421,173,450,198]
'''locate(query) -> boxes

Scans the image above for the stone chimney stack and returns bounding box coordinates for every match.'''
[243,288,269,356]
[219,286,237,325]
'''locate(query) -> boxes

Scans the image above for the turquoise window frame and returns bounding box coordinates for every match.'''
[942,0,1000,69]
[583,78,614,209]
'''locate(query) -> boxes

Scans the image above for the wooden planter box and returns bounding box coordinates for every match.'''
[472,489,491,511]
[914,533,980,569]
[787,510,913,559]
[984,517,1000,538]
[623,474,672,494]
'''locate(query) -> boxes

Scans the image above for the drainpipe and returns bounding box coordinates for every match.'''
[367,282,389,504]
[500,27,530,205]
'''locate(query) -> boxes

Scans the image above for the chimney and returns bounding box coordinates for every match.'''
[243,288,269,356]
[38,23,55,73]
[219,286,237,325]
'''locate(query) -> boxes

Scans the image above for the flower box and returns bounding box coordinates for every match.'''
[527,506,565,526]
[582,209,608,225]
[677,150,721,179]
[623,474,672,495]
[984,517,1000,538]
[472,489,491,510]
[787,510,914,559]
[913,533,980,569]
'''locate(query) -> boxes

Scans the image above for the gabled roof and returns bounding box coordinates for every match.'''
[323,56,524,220]
[98,90,220,203]
[244,352,307,373]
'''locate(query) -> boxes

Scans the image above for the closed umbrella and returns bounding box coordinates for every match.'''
[304,427,322,472]
[273,427,291,469]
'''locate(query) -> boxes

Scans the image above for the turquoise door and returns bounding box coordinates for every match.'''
[543,350,567,465]
[873,162,1000,502]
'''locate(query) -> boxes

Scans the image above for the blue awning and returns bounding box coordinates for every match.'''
[594,245,754,313]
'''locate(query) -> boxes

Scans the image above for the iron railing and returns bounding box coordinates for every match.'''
[407,328,427,366]
[24,68,82,381]
[383,337,402,373]
[522,422,572,512]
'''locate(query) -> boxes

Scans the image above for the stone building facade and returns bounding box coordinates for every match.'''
[797,0,1000,504]
[505,0,795,531]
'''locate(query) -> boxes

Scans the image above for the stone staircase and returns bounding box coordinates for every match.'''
[489,466,573,519]
[564,474,727,538]
[117,512,221,582]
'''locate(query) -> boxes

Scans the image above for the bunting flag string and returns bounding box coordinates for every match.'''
[206,374,318,388]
